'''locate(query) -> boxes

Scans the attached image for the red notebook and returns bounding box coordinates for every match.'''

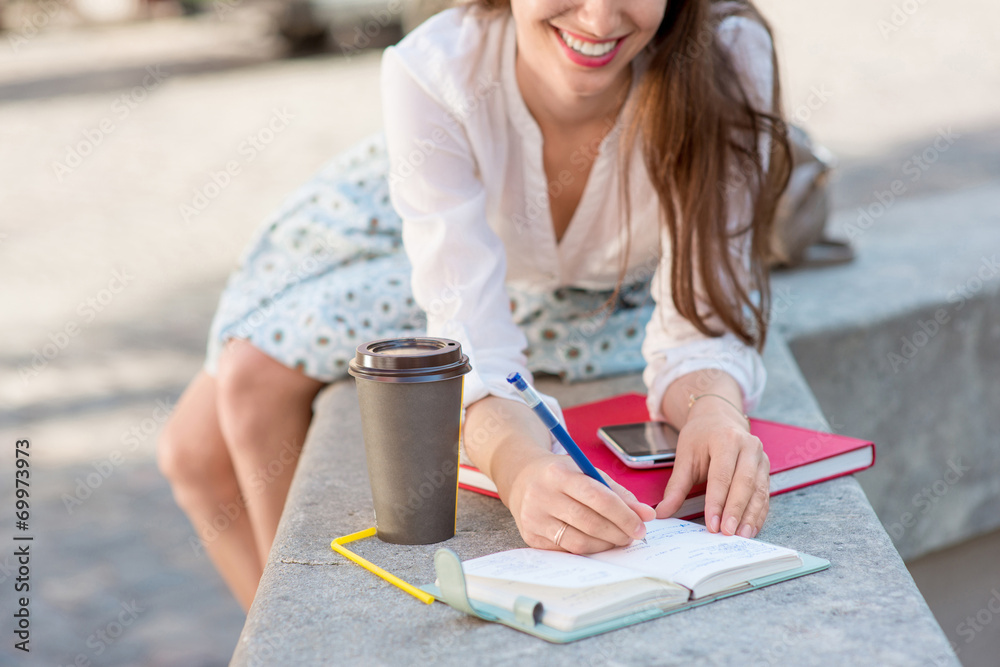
[458,393,875,518]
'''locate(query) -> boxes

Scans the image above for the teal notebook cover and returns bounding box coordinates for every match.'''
[420,548,831,643]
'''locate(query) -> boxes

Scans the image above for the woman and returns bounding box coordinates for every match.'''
[158,0,790,611]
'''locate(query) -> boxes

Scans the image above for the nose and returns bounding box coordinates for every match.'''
[574,0,621,39]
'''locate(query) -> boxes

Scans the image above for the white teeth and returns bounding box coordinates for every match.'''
[559,30,617,58]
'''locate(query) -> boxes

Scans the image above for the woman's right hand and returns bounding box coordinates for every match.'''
[503,451,655,554]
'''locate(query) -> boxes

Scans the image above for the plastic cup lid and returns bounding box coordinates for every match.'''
[348,337,472,383]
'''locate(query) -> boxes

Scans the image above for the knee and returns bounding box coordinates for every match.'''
[157,415,225,496]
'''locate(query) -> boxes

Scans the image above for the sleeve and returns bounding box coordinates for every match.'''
[641,16,774,421]
[380,48,568,446]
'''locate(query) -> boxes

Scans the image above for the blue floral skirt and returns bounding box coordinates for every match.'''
[205,134,655,383]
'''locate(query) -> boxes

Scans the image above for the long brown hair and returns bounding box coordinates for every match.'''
[472,0,791,350]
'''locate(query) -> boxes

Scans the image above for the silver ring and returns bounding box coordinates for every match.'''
[554,521,569,547]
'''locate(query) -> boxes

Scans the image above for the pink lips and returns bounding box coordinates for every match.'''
[553,26,627,68]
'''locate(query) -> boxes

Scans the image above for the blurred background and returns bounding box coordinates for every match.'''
[0,0,998,664]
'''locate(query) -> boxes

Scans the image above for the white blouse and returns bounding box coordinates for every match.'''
[380,6,773,427]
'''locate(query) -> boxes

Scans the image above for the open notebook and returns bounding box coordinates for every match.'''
[423,519,829,642]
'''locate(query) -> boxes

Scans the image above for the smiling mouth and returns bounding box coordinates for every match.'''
[558,30,618,57]
[555,27,624,58]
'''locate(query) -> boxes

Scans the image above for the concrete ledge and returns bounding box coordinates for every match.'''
[772,183,1000,560]
[232,335,957,666]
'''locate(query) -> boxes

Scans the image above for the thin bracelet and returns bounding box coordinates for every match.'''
[688,393,751,430]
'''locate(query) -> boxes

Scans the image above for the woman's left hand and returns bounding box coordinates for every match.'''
[654,412,770,538]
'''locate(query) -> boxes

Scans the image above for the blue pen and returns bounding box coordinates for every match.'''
[506,372,611,487]
[507,372,647,543]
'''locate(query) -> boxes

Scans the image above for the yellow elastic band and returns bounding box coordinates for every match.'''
[331,527,435,605]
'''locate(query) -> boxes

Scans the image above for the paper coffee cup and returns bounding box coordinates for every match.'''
[348,338,471,544]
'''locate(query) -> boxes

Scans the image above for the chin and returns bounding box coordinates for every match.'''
[546,33,636,100]
[557,67,627,99]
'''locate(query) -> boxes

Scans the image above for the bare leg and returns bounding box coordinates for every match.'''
[158,371,262,610]
[215,339,325,562]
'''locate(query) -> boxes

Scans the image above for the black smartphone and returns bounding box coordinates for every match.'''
[597,421,679,469]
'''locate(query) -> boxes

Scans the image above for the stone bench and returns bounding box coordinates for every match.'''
[231,331,958,665]
[770,182,1000,561]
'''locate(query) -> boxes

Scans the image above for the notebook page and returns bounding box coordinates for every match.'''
[461,547,645,588]
[588,518,799,592]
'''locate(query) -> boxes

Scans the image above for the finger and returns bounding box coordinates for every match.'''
[526,471,636,547]
[561,473,647,544]
[551,495,634,547]
[519,463,639,547]
[720,441,764,536]
[655,459,695,519]
[549,523,618,555]
[603,474,656,522]
[702,445,739,533]
[736,456,771,538]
